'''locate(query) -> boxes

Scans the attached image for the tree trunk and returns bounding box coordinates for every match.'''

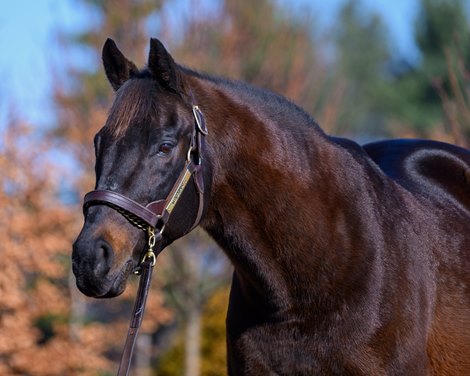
[68,268,86,340]
[184,305,202,376]
[136,333,152,376]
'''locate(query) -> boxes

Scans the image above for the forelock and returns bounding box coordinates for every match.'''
[104,79,159,139]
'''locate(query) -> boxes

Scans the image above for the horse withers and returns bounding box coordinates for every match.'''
[72,38,470,375]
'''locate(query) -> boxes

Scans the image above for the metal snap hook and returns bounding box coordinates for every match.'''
[138,227,159,267]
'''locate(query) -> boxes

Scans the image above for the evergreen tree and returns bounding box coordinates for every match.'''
[390,0,470,135]
[333,0,391,134]
[435,41,470,147]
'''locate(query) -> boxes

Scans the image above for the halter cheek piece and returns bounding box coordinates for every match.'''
[82,104,208,264]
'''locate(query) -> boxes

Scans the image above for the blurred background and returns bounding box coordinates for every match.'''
[1,0,469,375]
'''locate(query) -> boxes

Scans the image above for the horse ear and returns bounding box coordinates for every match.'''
[102,38,139,91]
[148,38,184,94]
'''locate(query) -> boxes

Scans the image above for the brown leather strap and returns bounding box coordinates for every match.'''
[188,167,205,233]
[84,190,165,229]
[84,159,204,234]
[117,259,154,376]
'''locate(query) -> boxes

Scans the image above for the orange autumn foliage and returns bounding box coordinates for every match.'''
[0,119,171,375]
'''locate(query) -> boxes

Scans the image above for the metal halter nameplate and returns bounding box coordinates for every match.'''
[165,167,192,214]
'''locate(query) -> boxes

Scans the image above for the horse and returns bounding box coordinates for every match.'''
[72,38,470,375]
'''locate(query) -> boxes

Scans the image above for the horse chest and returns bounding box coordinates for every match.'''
[224,270,433,375]
[225,320,433,376]
[225,318,428,376]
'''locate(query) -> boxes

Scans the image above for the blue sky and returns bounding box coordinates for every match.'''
[0,0,420,130]
[0,1,88,128]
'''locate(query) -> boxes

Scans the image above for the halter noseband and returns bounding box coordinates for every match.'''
[82,104,208,264]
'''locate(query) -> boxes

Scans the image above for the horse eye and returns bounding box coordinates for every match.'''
[158,142,174,156]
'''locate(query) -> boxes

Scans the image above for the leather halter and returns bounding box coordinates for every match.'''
[82,104,208,376]
[83,104,208,246]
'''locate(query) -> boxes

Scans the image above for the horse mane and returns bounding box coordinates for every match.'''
[180,65,325,135]
[105,64,325,141]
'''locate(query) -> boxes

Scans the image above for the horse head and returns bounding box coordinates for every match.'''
[72,38,209,298]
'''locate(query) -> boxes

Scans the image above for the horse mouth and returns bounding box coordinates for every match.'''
[100,260,137,298]
[75,259,137,298]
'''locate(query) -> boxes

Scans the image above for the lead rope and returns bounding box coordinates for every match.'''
[112,104,207,375]
[117,227,157,376]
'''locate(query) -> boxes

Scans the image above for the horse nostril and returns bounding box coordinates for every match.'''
[94,238,114,276]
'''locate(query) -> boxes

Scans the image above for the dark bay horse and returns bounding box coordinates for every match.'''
[72,38,470,375]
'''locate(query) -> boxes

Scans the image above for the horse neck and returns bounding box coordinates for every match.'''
[188,74,381,315]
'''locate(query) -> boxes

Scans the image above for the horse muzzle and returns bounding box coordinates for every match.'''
[71,213,147,298]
